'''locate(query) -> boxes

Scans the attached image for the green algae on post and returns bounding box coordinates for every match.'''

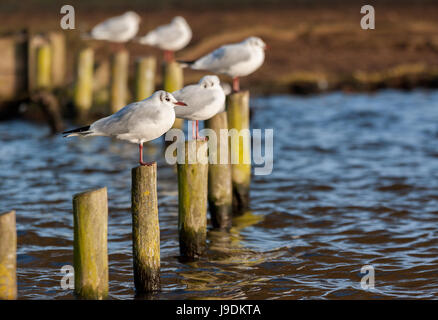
[205,111,233,229]
[227,90,251,216]
[73,187,108,300]
[0,210,17,300]
[131,163,161,293]
[177,141,208,259]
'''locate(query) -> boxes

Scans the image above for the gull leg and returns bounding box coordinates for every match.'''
[139,143,154,166]
[232,77,240,92]
[164,50,174,63]
[192,121,196,140]
[196,120,207,141]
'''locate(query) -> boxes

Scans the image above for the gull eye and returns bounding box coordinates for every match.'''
[203,84,207,89]
[165,97,170,102]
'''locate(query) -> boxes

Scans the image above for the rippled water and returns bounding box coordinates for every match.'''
[1,90,438,299]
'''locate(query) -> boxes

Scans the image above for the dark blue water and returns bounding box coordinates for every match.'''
[1,89,438,299]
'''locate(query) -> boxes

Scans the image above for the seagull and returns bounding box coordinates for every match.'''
[86,11,141,48]
[137,16,192,62]
[63,91,187,166]
[178,37,267,92]
[172,75,225,140]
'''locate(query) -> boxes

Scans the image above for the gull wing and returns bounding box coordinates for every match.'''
[92,102,161,135]
[173,85,215,118]
[194,43,251,72]
[153,23,184,44]
[92,15,130,38]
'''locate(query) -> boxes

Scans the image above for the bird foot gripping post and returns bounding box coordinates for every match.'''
[131,163,161,293]
[226,91,251,216]
[177,141,208,259]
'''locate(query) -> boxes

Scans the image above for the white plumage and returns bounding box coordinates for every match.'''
[173,75,225,121]
[89,11,141,43]
[172,75,225,140]
[137,16,192,52]
[63,91,187,165]
[181,37,267,91]
[184,37,266,77]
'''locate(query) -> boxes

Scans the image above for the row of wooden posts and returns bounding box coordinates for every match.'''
[0,41,252,298]
[0,92,250,299]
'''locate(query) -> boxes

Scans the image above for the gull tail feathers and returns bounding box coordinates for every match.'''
[80,32,94,41]
[62,125,93,138]
[137,32,157,46]
[176,60,195,68]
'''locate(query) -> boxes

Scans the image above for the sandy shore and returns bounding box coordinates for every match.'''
[0,2,437,94]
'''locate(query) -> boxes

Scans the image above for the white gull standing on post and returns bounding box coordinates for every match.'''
[63,91,187,166]
[178,37,267,92]
[86,11,141,45]
[137,16,192,62]
[172,75,225,140]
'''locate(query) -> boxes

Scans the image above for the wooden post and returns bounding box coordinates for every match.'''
[110,50,129,113]
[177,141,208,259]
[227,91,251,216]
[135,57,156,101]
[163,61,183,129]
[0,33,28,101]
[0,211,17,300]
[36,44,51,90]
[48,31,66,88]
[74,48,94,118]
[131,163,160,293]
[205,112,233,229]
[73,187,108,300]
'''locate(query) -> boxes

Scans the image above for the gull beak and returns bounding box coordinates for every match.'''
[174,101,187,106]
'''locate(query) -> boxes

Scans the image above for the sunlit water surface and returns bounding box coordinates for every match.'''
[1,90,438,299]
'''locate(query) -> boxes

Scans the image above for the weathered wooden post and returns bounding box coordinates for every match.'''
[73,187,108,300]
[74,48,94,118]
[135,56,156,101]
[205,112,233,229]
[35,43,52,90]
[0,33,28,102]
[227,91,251,215]
[131,163,160,293]
[48,31,66,88]
[110,49,129,113]
[163,61,183,129]
[177,141,208,259]
[0,211,17,300]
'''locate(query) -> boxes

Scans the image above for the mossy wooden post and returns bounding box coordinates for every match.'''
[205,112,233,229]
[48,31,66,88]
[177,141,208,259]
[0,211,17,300]
[36,44,52,90]
[135,57,156,101]
[227,91,251,216]
[110,49,129,113]
[163,61,183,129]
[74,48,94,119]
[73,187,108,300]
[131,163,160,293]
